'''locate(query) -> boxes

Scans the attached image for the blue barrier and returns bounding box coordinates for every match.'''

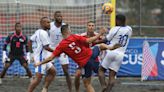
[0,37,163,76]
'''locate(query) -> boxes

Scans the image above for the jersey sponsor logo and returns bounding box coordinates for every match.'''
[19,38,24,42]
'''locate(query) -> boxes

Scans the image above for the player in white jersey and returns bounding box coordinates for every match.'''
[49,11,72,92]
[27,17,56,92]
[98,14,132,92]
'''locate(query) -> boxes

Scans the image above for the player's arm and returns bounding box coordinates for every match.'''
[93,36,107,44]
[3,35,10,51]
[35,45,62,67]
[2,35,10,63]
[34,54,55,67]
[43,45,54,52]
[99,43,121,51]
[86,27,106,43]
[28,40,33,53]
[25,36,30,53]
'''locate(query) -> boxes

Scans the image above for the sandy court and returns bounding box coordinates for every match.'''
[0,76,164,92]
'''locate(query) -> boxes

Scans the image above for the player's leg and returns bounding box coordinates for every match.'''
[83,77,95,92]
[101,50,123,92]
[59,53,72,92]
[105,69,116,92]
[98,50,115,92]
[98,66,107,92]
[42,63,56,92]
[19,56,32,78]
[0,55,14,78]
[82,60,95,92]
[61,64,72,92]
[27,72,43,92]
[74,67,82,92]
[0,62,12,78]
[27,63,46,92]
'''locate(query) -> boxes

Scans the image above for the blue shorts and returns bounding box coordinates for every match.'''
[82,46,100,78]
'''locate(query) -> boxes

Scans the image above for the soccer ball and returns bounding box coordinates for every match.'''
[102,3,113,14]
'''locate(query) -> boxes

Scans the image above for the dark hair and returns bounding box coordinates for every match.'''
[87,21,95,24]
[40,16,49,23]
[15,22,21,27]
[54,11,61,16]
[116,14,126,23]
[61,24,69,34]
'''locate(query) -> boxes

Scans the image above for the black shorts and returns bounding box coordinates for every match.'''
[82,46,100,78]
[6,54,27,65]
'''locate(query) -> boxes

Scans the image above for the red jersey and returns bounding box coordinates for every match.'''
[80,32,100,62]
[80,32,98,47]
[52,34,92,67]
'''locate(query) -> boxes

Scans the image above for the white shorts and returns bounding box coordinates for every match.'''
[34,55,53,74]
[101,50,124,72]
[35,62,53,74]
[57,53,69,65]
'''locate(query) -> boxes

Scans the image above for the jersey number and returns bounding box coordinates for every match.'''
[16,42,20,48]
[68,42,81,54]
[119,35,128,47]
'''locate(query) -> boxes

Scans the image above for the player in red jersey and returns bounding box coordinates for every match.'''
[35,24,120,92]
[74,21,102,92]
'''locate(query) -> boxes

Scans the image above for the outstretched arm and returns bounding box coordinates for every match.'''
[86,27,106,43]
[98,43,121,51]
[34,55,55,67]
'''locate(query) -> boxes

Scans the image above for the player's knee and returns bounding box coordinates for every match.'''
[99,66,106,73]
[75,70,81,77]
[63,69,69,76]
[35,77,42,82]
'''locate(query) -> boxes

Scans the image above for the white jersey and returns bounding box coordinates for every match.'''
[49,22,69,64]
[49,22,65,48]
[106,26,132,53]
[30,29,50,61]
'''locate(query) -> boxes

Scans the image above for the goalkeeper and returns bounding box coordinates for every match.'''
[0,22,32,84]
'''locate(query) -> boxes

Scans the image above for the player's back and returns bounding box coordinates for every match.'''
[106,26,132,53]
[49,22,65,48]
[55,34,92,67]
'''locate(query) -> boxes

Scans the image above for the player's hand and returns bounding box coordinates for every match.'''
[2,51,8,64]
[34,62,41,67]
[26,52,31,64]
[30,53,35,62]
[99,27,107,35]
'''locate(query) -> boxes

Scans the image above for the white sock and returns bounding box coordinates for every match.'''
[41,87,47,92]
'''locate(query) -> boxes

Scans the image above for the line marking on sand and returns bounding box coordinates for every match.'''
[121,82,164,86]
